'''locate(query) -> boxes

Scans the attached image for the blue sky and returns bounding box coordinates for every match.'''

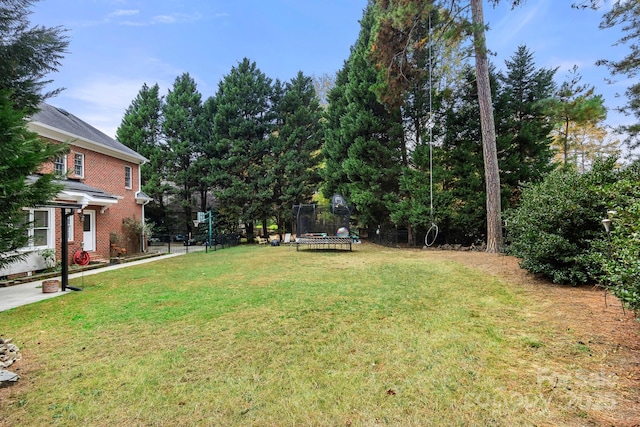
[31,0,629,148]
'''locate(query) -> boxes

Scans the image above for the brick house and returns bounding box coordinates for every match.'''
[0,103,151,278]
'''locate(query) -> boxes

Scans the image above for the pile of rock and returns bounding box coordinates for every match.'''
[0,337,21,383]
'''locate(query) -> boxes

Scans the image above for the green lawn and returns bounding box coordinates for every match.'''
[0,244,621,425]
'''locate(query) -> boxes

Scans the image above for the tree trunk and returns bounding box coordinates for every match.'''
[200,188,208,213]
[246,222,254,243]
[471,0,503,253]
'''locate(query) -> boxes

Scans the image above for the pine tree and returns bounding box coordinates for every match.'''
[0,92,67,268]
[569,121,620,172]
[324,3,404,228]
[367,0,513,251]
[0,0,69,268]
[0,0,68,113]
[321,63,351,199]
[211,58,273,240]
[437,66,489,245]
[271,71,324,235]
[471,0,503,252]
[546,66,607,166]
[116,83,170,230]
[197,95,217,213]
[162,73,203,235]
[496,45,556,201]
[596,0,640,148]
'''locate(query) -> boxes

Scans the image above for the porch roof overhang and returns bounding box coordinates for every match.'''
[56,179,121,213]
[35,201,84,210]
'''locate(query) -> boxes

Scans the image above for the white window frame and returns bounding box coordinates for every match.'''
[73,153,84,178]
[54,155,66,176]
[22,208,55,250]
[124,165,132,189]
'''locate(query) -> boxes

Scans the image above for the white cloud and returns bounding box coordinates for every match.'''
[61,76,171,138]
[108,9,139,18]
[116,12,203,26]
[152,15,176,24]
[488,0,552,51]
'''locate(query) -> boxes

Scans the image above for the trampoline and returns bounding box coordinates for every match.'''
[292,195,353,251]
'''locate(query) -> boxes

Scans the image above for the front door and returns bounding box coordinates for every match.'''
[82,210,96,251]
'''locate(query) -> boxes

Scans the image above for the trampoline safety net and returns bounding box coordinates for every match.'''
[292,203,351,237]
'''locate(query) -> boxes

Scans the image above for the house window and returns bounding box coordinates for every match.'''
[74,153,84,178]
[54,156,66,175]
[124,165,132,189]
[33,210,50,246]
[23,209,54,249]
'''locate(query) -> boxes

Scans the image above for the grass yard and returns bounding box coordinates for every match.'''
[1,243,638,426]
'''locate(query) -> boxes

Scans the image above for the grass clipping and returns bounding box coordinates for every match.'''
[0,244,627,426]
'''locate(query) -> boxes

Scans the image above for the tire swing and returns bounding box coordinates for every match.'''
[424,12,438,248]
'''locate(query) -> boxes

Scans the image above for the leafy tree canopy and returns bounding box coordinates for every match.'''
[0,0,69,268]
[0,0,68,113]
[575,0,640,147]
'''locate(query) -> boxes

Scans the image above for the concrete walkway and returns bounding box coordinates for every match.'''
[0,252,188,313]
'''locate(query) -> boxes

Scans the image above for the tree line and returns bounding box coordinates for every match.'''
[116,62,323,241]
[3,0,639,277]
[119,1,615,246]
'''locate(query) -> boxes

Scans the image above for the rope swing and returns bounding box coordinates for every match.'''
[424,12,438,247]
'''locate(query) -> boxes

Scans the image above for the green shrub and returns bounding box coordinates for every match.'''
[506,157,640,314]
[594,161,640,312]
[504,161,615,285]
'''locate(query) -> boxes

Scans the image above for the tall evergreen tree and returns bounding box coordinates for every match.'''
[0,0,68,113]
[116,83,170,230]
[271,71,324,235]
[368,0,524,251]
[0,92,67,268]
[437,47,558,245]
[321,63,351,199]
[437,66,489,245]
[471,0,503,252]
[197,95,217,213]
[211,58,273,240]
[370,1,456,244]
[323,3,404,228]
[0,0,69,268]
[496,45,556,201]
[162,73,203,235]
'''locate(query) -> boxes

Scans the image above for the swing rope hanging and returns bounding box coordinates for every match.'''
[424,12,438,247]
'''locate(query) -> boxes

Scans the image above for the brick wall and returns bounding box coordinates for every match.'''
[42,139,144,266]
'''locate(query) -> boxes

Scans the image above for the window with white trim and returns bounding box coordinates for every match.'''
[124,165,132,189]
[23,209,54,249]
[74,153,84,178]
[54,156,66,176]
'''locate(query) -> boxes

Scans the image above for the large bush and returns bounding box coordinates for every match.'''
[506,157,640,313]
[505,159,619,285]
[593,161,640,312]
